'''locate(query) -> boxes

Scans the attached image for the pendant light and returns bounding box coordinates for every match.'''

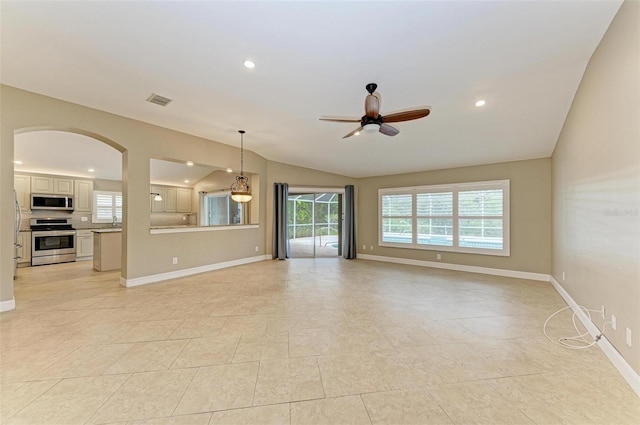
[230,130,252,203]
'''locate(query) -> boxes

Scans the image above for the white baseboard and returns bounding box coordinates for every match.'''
[357,254,549,281]
[120,255,270,288]
[549,276,640,397]
[0,297,16,312]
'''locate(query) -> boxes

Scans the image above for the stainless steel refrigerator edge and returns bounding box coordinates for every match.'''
[14,190,23,278]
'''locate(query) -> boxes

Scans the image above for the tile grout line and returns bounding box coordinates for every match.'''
[358,394,375,425]
[83,372,133,425]
[170,366,200,417]
[250,360,261,406]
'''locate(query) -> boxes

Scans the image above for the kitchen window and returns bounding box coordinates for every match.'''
[92,191,122,224]
[379,180,510,256]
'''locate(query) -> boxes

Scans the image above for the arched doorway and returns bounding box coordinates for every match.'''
[13,128,126,291]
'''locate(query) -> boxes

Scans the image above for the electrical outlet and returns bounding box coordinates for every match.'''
[81,216,88,222]
[611,315,617,330]
[562,271,565,281]
[601,305,606,320]
[626,328,632,347]
[255,245,259,252]
[436,253,442,260]
[363,244,366,250]
[172,257,178,265]
[370,245,373,251]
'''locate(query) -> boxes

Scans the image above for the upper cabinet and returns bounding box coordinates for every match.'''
[150,185,191,213]
[31,176,73,195]
[74,179,94,212]
[14,175,31,211]
[164,187,177,212]
[176,188,192,213]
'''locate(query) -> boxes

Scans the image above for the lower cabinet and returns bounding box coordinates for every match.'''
[76,230,94,259]
[16,231,31,265]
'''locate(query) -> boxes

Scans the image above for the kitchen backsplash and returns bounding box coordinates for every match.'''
[19,210,197,231]
[150,212,198,227]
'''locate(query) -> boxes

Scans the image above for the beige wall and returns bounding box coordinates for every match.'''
[551,1,640,373]
[357,158,551,274]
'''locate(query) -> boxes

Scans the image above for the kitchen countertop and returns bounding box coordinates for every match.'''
[92,228,122,233]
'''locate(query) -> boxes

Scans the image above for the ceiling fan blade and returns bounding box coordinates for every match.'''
[382,107,431,123]
[365,94,380,118]
[342,127,363,139]
[319,116,361,123]
[379,123,399,137]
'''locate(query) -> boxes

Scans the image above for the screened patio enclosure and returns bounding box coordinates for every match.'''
[288,192,342,258]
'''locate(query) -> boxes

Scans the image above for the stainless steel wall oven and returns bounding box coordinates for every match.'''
[30,218,77,266]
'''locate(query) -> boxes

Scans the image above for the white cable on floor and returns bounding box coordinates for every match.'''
[543,305,610,350]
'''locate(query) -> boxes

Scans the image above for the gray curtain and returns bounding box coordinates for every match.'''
[272,182,290,260]
[343,184,356,259]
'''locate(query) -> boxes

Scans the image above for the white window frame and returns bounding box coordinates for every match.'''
[379,180,510,256]
[92,190,122,224]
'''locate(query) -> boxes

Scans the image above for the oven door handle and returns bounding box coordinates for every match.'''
[32,231,76,237]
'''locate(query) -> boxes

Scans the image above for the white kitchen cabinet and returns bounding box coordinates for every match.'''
[150,185,191,213]
[16,231,31,265]
[164,187,177,212]
[31,176,73,195]
[54,178,74,195]
[14,174,31,211]
[176,188,192,213]
[74,180,94,212]
[31,176,54,193]
[76,230,94,259]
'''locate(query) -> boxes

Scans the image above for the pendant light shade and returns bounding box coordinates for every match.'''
[150,192,163,201]
[230,130,252,203]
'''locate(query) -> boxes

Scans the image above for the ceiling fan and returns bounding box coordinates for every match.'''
[320,83,431,139]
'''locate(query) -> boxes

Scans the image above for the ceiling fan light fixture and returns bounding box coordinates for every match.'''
[230,130,252,203]
[243,60,255,69]
[363,123,380,133]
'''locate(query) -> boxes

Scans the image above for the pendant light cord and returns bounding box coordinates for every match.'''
[239,130,245,177]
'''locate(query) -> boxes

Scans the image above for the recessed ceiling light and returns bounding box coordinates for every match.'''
[243,60,255,69]
[475,100,486,107]
[186,161,194,166]
[226,168,233,173]
[14,160,23,165]
[88,168,95,172]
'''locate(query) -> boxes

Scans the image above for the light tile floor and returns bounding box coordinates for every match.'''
[1,259,638,425]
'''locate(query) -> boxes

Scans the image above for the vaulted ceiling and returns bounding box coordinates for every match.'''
[1,1,621,178]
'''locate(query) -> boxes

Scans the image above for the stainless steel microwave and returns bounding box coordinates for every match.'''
[31,194,74,211]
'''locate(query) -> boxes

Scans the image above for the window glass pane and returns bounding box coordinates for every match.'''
[459,218,503,249]
[382,194,412,216]
[381,218,412,243]
[207,195,243,225]
[115,194,123,221]
[459,189,503,216]
[417,192,452,216]
[417,218,453,246]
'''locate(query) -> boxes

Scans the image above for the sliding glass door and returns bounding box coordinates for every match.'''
[288,192,342,258]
